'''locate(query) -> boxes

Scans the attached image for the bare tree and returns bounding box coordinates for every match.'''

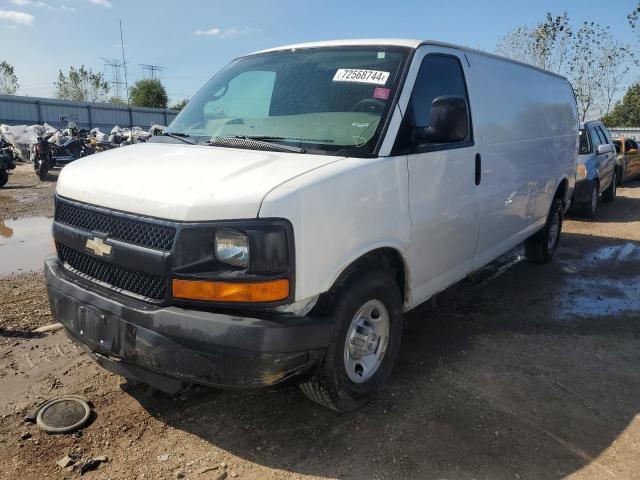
[598,41,633,116]
[496,12,572,73]
[497,14,634,121]
[629,3,640,33]
[0,61,19,95]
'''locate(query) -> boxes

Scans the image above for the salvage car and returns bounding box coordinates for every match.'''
[613,136,640,183]
[46,39,578,411]
[574,121,617,217]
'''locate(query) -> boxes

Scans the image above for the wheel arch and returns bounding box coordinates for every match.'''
[553,176,570,206]
[316,246,410,313]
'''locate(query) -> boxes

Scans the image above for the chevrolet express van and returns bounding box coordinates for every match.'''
[46,39,578,411]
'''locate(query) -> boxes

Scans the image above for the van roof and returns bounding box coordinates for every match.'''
[251,39,568,80]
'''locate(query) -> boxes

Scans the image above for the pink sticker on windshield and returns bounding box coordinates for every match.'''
[373,87,390,100]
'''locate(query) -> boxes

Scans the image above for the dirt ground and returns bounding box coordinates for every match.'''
[1,163,58,221]
[1,174,639,480]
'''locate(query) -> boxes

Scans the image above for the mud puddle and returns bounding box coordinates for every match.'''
[0,217,53,276]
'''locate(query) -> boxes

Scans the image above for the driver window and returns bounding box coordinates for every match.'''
[590,127,603,148]
[203,70,276,119]
[394,53,471,153]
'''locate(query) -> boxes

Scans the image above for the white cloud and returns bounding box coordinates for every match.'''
[194,27,221,36]
[89,0,112,8]
[0,9,34,25]
[9,0,50,8]
[193,26,253,38]
[60,5,76,11]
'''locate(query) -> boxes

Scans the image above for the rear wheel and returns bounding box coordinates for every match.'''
[299,270,403,412]
[525,198,563,264]
[602,172,617,202]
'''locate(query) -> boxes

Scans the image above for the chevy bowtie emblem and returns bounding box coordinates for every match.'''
[85,236,112,257]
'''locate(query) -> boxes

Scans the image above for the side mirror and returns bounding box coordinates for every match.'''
[597,144,613,155]
[413,96,469,144]
[628,148,638,155]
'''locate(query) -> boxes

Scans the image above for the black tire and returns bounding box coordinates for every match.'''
[578,182,598,218]
[0,166,7,187]
[602,172,616,202]
[299,270,403,412]
[37,159,48,181]
[525,198,564,264]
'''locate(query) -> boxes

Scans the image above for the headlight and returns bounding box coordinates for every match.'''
[576,164,588,181]
[215,229,249,267]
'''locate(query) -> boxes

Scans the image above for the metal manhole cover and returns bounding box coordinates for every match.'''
[36,397,91,434]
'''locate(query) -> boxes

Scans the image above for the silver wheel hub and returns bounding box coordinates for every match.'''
[344,299,390,383]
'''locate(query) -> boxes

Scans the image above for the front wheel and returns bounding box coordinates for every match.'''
[602,172,617,202]
[0,166,8,187]
[37,158,48,181]
[299,270,403,412]
[525,198,564,264]
[578,182,598,218]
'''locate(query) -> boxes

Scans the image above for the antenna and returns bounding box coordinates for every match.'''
[120,19,129,104]
[139,64,165,80]
[102,57,125,101]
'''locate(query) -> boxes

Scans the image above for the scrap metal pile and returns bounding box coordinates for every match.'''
[0,123,166,164]
[0,123,165,186]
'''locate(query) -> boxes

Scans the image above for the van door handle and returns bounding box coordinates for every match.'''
[475,153,482,185]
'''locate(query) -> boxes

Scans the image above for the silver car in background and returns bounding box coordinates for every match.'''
[573,120,617,217]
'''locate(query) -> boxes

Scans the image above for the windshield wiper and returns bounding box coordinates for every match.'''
[161,131,196,145]
[207,135,305,153]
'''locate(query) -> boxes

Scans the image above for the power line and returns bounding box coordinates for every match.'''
[102,57,125,101]
[139,63,165,80]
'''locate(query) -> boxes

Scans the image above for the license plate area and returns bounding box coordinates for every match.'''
[76,303,117,354]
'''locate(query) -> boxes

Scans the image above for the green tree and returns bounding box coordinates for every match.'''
[129,79,168,109]
[54,66,109,102]
[0,60,19,95]
[170,98,189,111]
[601,83,640,127]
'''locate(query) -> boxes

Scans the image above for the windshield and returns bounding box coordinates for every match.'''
[166,46,410,155]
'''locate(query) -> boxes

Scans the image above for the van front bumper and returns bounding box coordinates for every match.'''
[44,256,332,393]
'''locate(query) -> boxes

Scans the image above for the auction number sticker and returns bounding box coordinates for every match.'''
[333,69,390,85]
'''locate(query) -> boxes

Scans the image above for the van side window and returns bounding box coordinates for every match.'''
[393,54,472,153]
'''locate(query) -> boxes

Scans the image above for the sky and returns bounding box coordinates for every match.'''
[1,0,639,105]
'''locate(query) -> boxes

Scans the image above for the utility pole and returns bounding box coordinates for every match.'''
[139,64,165,80]
[120,19,130,104]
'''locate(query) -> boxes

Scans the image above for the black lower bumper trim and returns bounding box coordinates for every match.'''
[45,257,331,389]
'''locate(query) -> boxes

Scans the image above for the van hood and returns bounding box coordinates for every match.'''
[56,142,342,221]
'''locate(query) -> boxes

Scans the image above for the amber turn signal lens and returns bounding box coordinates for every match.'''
[172,278,289,303]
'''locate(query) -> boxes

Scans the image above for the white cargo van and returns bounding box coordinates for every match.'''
[46,39,578,411]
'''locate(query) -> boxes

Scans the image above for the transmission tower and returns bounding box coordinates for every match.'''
[102,57,126,101]
[139,64,165,80]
